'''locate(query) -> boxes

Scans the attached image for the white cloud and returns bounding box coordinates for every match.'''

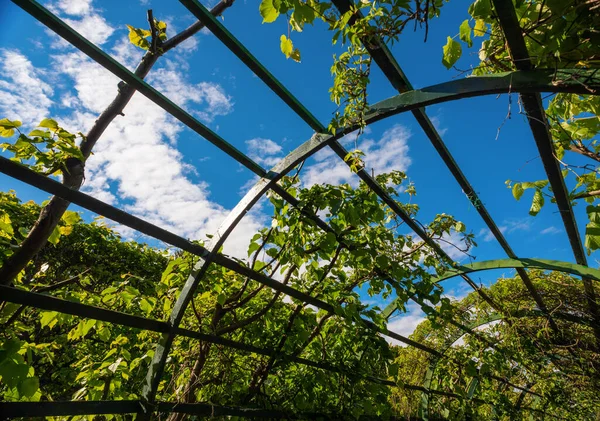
[430,115,448,137]
[245,138,283,167]
[303,124,412,188]
[110,37,145,71]
[540,225,561,235]
[44,0,114,48]
[56,0,93,16]
[45,46,255,257]
[0,50,54,126]
[148,63,234,122]
[503,218,532,233]
[478,218,532,242]
[62,14,114,46]
[386,301,425,346]
[478,226,507,242]
[436,231,470,261]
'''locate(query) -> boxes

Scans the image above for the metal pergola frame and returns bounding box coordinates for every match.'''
[1,0,600,419]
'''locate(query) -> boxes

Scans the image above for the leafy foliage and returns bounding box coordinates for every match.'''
[446,0,600,253]
[0,169,475,417]
[127,19,167,51]
[391,271,600,420]
[258,0,446,132]
[0,118,84,176]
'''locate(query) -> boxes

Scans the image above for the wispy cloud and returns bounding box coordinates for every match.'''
[386,301,425,346]
[540,225,561,235]
[49,0,115,46]
[55,0,93,16]
[478,218,532,242]
[245,138,283,167]
[0,2,264,258]
[430,114,448,137]
[0,50,54,125]
[303,124,412,188]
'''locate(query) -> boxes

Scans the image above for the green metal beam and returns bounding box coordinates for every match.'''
[364,69,600,124]
[432,258,600,285]
[0,285,401,388]
[382,258,600,319]
[330,0,567,337]
[178,0,327,133]
[0,400,432,420]
[491,0,600,346]
[11,0,268,178]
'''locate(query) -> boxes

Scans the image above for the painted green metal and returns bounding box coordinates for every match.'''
[11,0,268,178]
[179,0,327,133]
[331,0,565,337]
[417,307,594,420]
[0,400,432,419]
[136,67,600,408]
[491,0,600,346]
[382,258,600,319]
[2,0,600,418]
[363,69,600,125]
[433,258,600,284]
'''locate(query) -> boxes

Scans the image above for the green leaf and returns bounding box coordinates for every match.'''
[469,0,492,19]
[48,226,61,245]
[126,25,151,50]
[139,298,153,315]
[465,360,478,377]
[459,20,472,48]
[248,241,261,257]
[585,221,600,254]
[442,37,462,69]
[18,377,39,398]
[529,189,544,216]
[0,212,14,237]
[40,311,58,329]
[512,183,524,201]
[0,119,22,137]
[587,205,600,224]
[38,118,58,130]
[0,360,29,388]
[474,19,486,37]
[259,0,279,23]
[28,129,50,138]
[0,339,22,362]
[280,34,293,58]
[290,48,301,63]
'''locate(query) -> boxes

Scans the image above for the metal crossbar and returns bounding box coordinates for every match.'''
[2,0,600,418]
[490,0,600,346]
[330,0,564,335]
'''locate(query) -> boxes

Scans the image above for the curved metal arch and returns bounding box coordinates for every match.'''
[433,258,600,284]
[382,258,600,319]
[136,73,600,407]
[6,0,600,418]
[12,0,600,409]
[419,309,595,420]
[140,132,332,404]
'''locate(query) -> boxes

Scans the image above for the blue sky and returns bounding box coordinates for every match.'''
[0,0,593,339]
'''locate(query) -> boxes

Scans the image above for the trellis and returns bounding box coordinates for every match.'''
[1,0,600,419]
